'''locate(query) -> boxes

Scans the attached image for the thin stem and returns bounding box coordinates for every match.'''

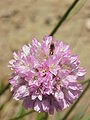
[81,79,90,85]
[10,110,34,120]
[0,83,10,96]
[62,80,90,120]
[50,0,79,36]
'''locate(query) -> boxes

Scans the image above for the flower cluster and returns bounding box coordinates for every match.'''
[9,36,86,114]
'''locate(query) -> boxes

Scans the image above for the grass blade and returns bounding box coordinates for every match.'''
[37,113,43,120]
[0,83,10,96]
[14,105,26,120]
[10,110,34,120]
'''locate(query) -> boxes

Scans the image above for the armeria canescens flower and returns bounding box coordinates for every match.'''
[9,36,86,114]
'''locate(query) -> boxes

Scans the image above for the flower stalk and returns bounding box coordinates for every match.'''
[50,0,79,36]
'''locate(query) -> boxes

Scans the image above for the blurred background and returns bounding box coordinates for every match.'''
[0,0,90,120]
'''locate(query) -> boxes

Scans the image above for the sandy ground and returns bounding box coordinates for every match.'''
[0,0,90,120]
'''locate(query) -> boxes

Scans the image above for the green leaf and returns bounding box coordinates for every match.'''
[0,94,12,111]
[37,113,43,120]
[14,105,26,120]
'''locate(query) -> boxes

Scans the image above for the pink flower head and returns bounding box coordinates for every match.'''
[9,35,86,114]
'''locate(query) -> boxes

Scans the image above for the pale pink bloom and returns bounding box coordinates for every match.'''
[9,35,86,114]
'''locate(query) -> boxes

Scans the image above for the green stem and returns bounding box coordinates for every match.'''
[50,0,79,36]
[0,83,10,96]
[61,80,90,120]
[81,79,90,85]
[10,110,34,120]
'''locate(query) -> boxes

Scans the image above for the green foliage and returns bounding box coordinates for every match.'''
[37,113,43,120]
[37,112,48,120]
[10,110,34,120]
[14,104,26,120]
